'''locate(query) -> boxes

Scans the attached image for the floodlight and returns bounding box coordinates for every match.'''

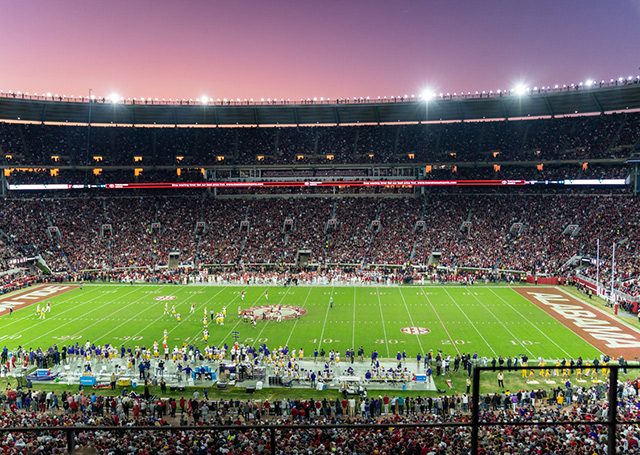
[109,93,119,103]
[200,96,208,104]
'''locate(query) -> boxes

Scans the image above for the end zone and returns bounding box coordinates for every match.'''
[0,284,79,315]
[515,287,640,358]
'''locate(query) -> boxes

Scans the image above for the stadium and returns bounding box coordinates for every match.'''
[0,76,639,454]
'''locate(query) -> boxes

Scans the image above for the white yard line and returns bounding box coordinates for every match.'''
[211,287,263,346]
[2,285,114,329]
[317,287,334,351]
[352,287,356,350]
[420,287,461,356]
[122,285,231,345]
[254,287,291,343]
[488,288,573,358]
[285,287,313,347]
[375,287,391,358]
[170,286,232,343]
[397,288,424,355]
[71,286,174,341]
[17,286,144,345]
[464,290,536,358]
[208,288,256,346]
[442,288,497,356]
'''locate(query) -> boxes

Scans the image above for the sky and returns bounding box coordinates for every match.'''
[1,0,639,102]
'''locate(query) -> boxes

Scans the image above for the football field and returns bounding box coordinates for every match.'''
[0,284,603,361]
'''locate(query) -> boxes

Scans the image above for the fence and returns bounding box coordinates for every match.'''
[0,365,638,454]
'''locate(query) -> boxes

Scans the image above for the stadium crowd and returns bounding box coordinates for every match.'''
[2,111,639,166]
[0,192,638,297]
[1,376,640,454]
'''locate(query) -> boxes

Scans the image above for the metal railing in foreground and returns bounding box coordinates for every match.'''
[0,365,636,454]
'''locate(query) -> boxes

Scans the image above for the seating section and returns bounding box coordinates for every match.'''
[1,111,639,167]
[0,194,638,296]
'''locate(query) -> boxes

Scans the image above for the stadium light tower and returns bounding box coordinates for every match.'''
[109,93,119,104]
[514,85,527,96]
[420,89,435,123]
[420,89,435,101]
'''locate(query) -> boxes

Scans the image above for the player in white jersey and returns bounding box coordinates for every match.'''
[46,301,51,312]
[164,303,169,315]
[190,303,195,313]
[241,290,245,301]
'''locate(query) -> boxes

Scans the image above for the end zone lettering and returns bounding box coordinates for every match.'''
[528,291,640,349]
[0,285,76,314]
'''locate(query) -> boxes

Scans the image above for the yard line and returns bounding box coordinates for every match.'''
[397,288,424,355]
[254,287,291,344]
[464,290,537,358]
[317,287,334,351]
[0,285,107,329]
[442,288,497,356]
[130,285,231,345]
[375,287,391,358]
[71,285,177,342]
[420,288,461,356]
[351,287,356,350]
[285,287,313,347]
[200,287,265,347]
[12,286,143,343]
[488,288,573,359]
[96,285,192,344]
[26,286,158,345]
[216,287,266,346]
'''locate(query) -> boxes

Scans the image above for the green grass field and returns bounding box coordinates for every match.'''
[0,284,602,362]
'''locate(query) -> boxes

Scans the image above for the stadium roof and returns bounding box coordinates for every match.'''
[1,82,639,126]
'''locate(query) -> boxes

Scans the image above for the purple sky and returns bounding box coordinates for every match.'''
[1,0,639,101]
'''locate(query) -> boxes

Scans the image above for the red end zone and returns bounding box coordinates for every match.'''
[0,284,79,315]
[515,287,640,358]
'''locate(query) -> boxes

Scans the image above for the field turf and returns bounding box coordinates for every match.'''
[0,284,602,362]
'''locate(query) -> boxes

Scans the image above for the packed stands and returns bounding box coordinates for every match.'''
[1,112,639,166]
[0,193,637,295]
[0,374,639,454]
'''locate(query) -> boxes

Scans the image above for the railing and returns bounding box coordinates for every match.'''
[0,365,636,454]
[1,76,639,106]
[471,364,639,455]
[576,273,638,303]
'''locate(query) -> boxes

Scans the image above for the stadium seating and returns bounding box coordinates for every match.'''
[1,112,640,166]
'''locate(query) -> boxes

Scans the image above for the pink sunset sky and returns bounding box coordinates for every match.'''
[1,0,639,101]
